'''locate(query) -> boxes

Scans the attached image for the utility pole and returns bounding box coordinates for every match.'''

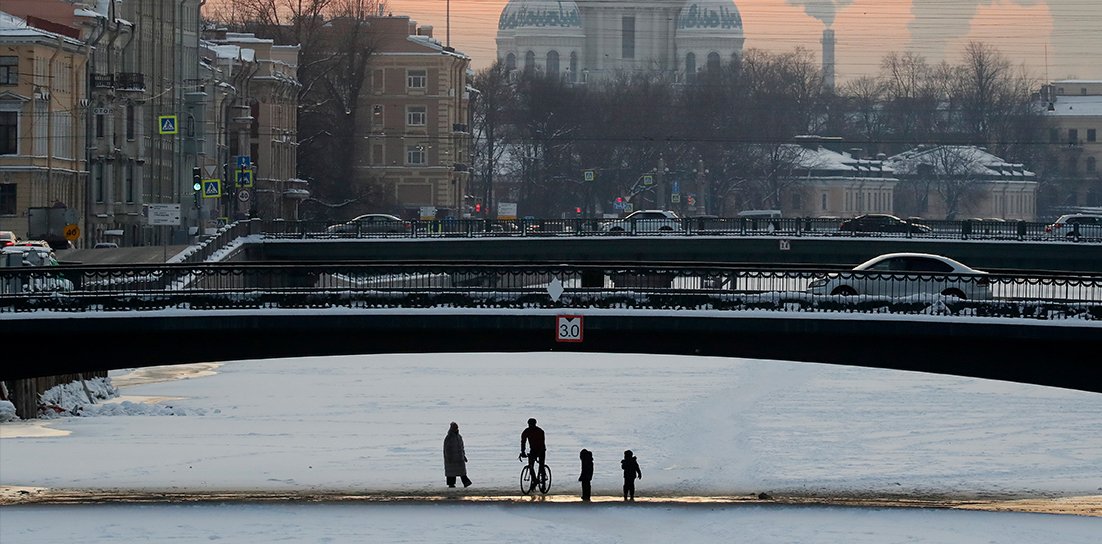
[656,157,665,210]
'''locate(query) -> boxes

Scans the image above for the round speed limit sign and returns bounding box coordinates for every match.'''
[556,315,583,342]
[63,224,81,241]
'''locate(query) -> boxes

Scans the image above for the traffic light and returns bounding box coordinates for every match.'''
[475,204,481,213]
[192,167,202,206]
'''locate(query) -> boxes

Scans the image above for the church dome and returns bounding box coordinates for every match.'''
[498,0,582,32]
[677,1,743,33]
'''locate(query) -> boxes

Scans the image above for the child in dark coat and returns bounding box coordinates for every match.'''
[579,449,594,502]
[621,450,641,501]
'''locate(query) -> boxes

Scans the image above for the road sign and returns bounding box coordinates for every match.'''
[498,202,517,220]
[556,315,583,342]
[144,204,182,226]
[236,169,254,188]
[203,179,222,198]
[217,217,229,228]
[584,171,595,182]
[671,194,681,203]
[420,206,437,220]
[204,165,218,178]
[63,224,81,241]
[158,115,178,134]
[613,200,626,210]
[237,189,251,203]
[237,156,251,170]
[779,239,791,251]
[624,203,634,213]
[671,179,680,194]
[643,174,654,186]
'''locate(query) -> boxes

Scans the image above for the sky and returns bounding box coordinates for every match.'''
[368,0,1097,82]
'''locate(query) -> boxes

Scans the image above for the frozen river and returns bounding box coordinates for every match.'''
[2,352,1100,542]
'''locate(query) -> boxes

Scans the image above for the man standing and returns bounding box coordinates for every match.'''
[519,418,546,480]
[443,422,472,488]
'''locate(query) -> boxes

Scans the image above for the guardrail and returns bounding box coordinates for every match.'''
[2,263,1099,320]
[259,217,1100,243]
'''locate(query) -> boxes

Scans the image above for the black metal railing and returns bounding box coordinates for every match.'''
[116,72,145,91]
[259,217,1100,243]
[2,263,1100,320]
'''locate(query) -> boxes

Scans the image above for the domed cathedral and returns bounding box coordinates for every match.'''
[496,0,744,81]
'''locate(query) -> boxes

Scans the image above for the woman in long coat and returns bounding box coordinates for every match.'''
[443,422,472,487]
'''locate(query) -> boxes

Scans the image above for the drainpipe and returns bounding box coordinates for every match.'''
[45,38,63,209]
[83,15,110,249]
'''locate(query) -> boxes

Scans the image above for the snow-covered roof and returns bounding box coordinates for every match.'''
[784,143,894,176]
[885,146,1035,180]
[1046,96,1102,117]
[0,12,83,46]
[406,34,470,60]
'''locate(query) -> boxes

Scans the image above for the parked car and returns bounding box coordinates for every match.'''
[808,253,992,300]
[600,210,682,234]
[0,246,74,292]
[326,214,410,235]
[1046,213,1102,240]
[839,214,931,234]
[0,231,15,246]
[93,242,119,249]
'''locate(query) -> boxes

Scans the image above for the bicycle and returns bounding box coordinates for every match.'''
[519,455,552,494]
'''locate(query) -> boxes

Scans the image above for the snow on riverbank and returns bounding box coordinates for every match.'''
[2,353,1100,501]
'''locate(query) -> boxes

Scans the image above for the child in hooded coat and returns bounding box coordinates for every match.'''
[621,450,641,501]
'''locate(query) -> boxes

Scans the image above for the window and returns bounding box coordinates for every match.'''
[1083,88,1088,96]
[406,105,426,126]
[821,193,827,210]
[622,17,635,59]
[569,52,578,82]
[1088,157,1097,173]
[506,54,516,72]
[126,160,135,203]
[94,162,104,202]
[96,113,105,138]
[1069,129,1078,143]
[685,53,696,75]
[0,57,17,85]
[126,103,135,140]
[0,184,15,215]
[1089,129,1097,142]
[524,51,535,73]
[406,145,426,165]
[373,105,384,125]
[707,52,721,72]
[0,112,16,154]
[407,70,427,89]
[547,51,559,76]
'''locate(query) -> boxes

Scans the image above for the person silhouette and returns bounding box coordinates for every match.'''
[621,450,641,501]
[443,422,471,488]
[579,449,594,502]
[519,418,546,482]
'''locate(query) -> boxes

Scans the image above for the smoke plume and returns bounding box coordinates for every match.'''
[786,0,855,28]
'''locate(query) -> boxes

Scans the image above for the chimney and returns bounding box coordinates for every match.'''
[418,25,434,38]
[821,29,836,93]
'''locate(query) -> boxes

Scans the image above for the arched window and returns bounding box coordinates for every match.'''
[685,52,696,75]
[706,52,721,72]
[1088,156,1097,173]
[506,53,516,71]
[569,52,578,82]
[524,51,535,73]
[547,51,560,76]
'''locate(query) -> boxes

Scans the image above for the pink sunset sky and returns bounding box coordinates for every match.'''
[207,0,1100,82]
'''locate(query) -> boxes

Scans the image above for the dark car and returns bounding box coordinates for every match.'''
[839,214,931,234]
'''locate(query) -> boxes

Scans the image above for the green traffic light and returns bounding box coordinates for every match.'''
[193,181,202,191]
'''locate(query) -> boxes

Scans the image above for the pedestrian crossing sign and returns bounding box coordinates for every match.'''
[158,115,178,134]
[203,179,222,198]
[236,169,254,188]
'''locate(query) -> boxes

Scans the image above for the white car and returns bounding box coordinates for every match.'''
[808,253,992,300]
[1046,213,1102,241]
[600,210,682,234]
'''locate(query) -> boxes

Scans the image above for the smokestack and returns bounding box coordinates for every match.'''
[821,28,836,93]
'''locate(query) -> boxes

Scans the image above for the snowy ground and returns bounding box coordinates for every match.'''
[2,353,1101,542]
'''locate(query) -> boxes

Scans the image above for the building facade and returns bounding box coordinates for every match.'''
[0,13,86,244]
[1041,79,1102,213]
[497,0,744,80]
[778,142,899,219]
[358,16,471,218]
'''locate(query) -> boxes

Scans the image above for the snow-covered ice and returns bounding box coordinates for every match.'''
[2,352,1100,542]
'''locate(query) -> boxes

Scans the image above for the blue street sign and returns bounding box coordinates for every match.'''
[203,179,222,198]
[643,174,654,186]
[158,115,178,134]
[584,171,595,182]
[671,179,680,194]
[237,156,251,170]
[236,169,254,188]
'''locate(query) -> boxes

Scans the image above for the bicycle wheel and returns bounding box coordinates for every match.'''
[538,465,552,494]
[520,465,535,495]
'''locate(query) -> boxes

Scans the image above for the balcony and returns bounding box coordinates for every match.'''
[91,73,114,89]
[452,123,469,133]
[116,73,145,92]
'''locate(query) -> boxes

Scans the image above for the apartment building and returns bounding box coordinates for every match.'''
[359,16,472,219]
[1042,79,1102,212]
[0,12,86,245]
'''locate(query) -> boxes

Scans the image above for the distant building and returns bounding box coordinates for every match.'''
[0,12,86,243]
[885,146,1037,221]
[496,0,745,80]
[203,32,304,224]
[358,16,472,218]
[1040,80,1102,213]
[778,139,898,218]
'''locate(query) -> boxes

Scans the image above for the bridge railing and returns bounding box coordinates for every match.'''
[258,218,1096,243]
[2,263,1100,320]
